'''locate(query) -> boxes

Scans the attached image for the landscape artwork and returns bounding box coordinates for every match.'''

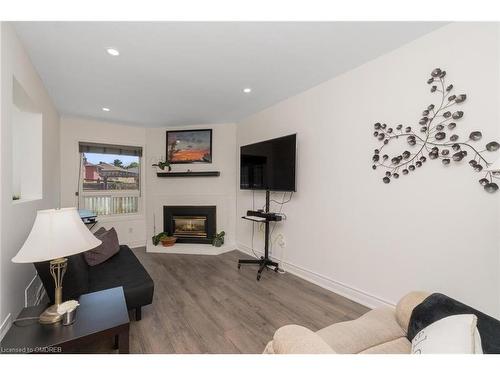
[166,129,212,163]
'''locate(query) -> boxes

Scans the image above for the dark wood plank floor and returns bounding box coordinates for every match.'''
[122,247,368,354]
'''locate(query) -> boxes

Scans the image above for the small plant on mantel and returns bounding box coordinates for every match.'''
[152,160,171,172]
[212,231,225,247]
[152,232,177,247]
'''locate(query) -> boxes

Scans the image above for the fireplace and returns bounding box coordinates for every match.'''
[163,206,216,244]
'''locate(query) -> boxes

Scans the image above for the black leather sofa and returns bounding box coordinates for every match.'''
[34,245,154,320]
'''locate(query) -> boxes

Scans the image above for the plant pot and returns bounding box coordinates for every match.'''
[160,237,177,247]
[213,238,224,247]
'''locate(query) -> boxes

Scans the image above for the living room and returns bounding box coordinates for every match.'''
[1,0,500,373]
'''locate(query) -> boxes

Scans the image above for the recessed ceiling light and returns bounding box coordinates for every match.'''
[102,107,110,112]
[243,88,252,94]
[106,48,120,56]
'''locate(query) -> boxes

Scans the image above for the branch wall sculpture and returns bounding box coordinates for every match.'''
[371,68,500,193]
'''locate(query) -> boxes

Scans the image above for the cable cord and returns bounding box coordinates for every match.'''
[249,190,294,271]
[249,190,259,259]
[268,193,285,273]
[13,317,40,326]
[267,191,293,274]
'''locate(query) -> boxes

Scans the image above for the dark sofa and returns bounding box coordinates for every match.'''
[34,245,154,320]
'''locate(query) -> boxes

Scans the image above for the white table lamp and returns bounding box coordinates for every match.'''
[12,207,101,324]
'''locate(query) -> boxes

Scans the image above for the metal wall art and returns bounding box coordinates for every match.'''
[371,68,500,193]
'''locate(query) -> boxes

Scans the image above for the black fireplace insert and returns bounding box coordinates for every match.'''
[163,206,216,244]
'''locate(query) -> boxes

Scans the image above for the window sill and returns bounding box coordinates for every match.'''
[12,197,42,205]
[95,213,145,223]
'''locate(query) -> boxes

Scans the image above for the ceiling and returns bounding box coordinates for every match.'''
[13,22,446,127]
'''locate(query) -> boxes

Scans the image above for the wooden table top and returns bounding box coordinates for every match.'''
[1,287,129,354]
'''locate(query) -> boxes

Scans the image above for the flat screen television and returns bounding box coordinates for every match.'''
[240,134,296,192]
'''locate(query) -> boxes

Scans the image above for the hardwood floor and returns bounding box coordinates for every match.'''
[122,247,368,354]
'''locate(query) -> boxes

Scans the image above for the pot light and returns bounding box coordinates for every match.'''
[243,88,252,94]
[106,48,120,56]
[102,107,110,112]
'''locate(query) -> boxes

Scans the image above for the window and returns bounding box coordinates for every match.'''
[79,142,142,216]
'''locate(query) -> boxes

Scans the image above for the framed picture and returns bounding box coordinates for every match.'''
[166,129,213,164]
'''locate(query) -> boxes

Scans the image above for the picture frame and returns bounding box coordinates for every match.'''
[166,129,213,164]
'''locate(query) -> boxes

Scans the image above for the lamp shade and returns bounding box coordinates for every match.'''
[12,207,102,263]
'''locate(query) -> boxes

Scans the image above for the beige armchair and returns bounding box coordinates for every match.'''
[264,291,430,354]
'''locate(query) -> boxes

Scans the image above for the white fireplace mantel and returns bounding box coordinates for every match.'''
[146,240,235,255]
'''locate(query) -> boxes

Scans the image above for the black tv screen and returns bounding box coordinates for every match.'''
[240,134,296,191]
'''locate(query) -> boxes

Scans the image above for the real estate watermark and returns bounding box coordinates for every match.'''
[0,346,62,354]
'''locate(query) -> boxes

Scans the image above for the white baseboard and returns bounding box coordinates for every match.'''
[147,240,235,256]
[237,243,395,310]
[127,240,147,249]
[0,314,12,341]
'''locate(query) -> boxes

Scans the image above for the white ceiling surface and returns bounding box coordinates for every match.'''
[13,22,446,127]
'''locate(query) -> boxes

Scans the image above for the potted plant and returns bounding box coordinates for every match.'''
[212,231,225,247]
[152,232,177,247]
[152,160,171,172]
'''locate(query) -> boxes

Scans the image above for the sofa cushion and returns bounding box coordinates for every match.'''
[408,293,500,354]
[271,325,335,354]
[84,227,120,266]
[359,337,411,354]
[316,307,406,354]
[88,245,154,309]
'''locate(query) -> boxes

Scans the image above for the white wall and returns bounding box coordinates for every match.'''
[145,123,237,250]
[0,23,60,337]
[236,23,500,317]
[0,20,3,336]
[60,119,238,251]
[59,116,147,248]
[12,108,43,200]
[12,78,43,201]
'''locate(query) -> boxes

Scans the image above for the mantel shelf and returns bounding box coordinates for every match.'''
[156,171,220,178]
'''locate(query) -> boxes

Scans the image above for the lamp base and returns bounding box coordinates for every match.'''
[39,304,62,324]
[39,258,67,324]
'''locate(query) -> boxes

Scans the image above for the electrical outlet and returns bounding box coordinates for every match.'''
[277,234,286,248]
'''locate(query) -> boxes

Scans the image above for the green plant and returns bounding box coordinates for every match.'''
[12,195,20,201]
[126,161,139,169]
[152,160,171,171]
[212,231,225,247]
[152,232,172,246]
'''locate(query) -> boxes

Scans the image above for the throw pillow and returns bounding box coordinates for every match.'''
[93,226,107,237]
[411,314,482,354]
[407,292,500,353]
[84,227,120,266]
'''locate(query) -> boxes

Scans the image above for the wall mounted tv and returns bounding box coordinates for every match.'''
[240,134,297,192]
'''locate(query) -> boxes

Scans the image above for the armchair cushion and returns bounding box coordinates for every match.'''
[395,291,431,334]
[269,325,335,354]
[316,308,406,354]
[359,337,411,354]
